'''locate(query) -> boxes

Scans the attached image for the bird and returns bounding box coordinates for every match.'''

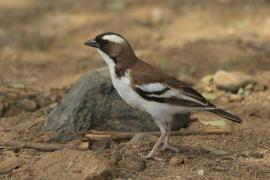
[84,32,242,160]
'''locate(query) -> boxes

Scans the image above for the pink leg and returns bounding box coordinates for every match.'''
[144,132,166,160]
[160,121,179,153]
[144,120,167,160]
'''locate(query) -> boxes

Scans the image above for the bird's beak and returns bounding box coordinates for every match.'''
[84,39,100,48]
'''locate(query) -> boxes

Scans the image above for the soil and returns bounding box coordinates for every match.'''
[0,0,270,179]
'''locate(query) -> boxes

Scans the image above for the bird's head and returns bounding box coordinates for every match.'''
[84,32,133,59]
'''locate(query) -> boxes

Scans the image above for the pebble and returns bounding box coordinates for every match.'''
[91,140,111,151]
[20,99,37,111]
[119,154,146,171]
[253,151,265,159]
[212,150,228,156]
[129,133,149,143]
[0,157,25,174]
[198,169,204,176]
[150,8,163,26]
[228,94,243,102]
[241,150,266,159]
[245,84,253,91]
[169,155,186,166]
[213,70,256,92]
[241,150,251,157]
[78,142,89,150]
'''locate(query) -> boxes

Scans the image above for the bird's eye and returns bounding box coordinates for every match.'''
[102,40,109,44]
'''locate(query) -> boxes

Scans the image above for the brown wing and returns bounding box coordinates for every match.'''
[130,60,213,108]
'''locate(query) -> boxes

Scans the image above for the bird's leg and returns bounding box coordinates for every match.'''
[144,120,166,160]
[160,121,179,153]
[144,132,166,160]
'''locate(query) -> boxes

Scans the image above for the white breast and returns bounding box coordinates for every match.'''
[112,70,145,109]
[97,49,142,108]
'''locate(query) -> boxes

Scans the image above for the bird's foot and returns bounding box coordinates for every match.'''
[160,144,179,153]
[143,152,163,161]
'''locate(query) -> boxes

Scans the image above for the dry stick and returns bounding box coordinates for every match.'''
[82,129,231,141]
[0,129,230,151]
[0,140,81,152]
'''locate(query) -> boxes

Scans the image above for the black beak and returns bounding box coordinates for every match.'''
[84,39,100,48]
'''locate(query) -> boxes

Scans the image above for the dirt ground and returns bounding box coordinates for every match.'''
[0,0,270,179]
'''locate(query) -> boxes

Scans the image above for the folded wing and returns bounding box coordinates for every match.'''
[134,82,214,108]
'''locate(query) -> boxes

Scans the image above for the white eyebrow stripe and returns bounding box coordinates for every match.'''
[102,35,125,44]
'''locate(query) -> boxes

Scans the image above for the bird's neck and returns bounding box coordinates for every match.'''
[97,49,138,79]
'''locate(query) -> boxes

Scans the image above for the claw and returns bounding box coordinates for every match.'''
[143,153,164,161]
[160,144,179,153]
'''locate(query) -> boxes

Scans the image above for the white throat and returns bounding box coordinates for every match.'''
[97,49,115,67]
[97,49,117,78]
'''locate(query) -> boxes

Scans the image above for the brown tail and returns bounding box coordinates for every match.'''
[207,108,242,123]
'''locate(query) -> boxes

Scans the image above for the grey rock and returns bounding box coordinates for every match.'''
[213,70,256,92]
[119,154,146,171]
[44,67,190,133]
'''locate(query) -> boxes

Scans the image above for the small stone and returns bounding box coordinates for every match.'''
[200,119,226,129]
[198,169,204,176]
[119,154,146,171]
[213,70,256,92]
[0,157,25,174]
[228,94,243,102]
[20,99,37,111]
[91,140,111,151]
[253,84,267,92]
[129,133,149,143]
[241,150,266,159]
[202,93,217,101]
[241,150,251,157]
[213,149,228,156]
[201,75,214,84]
[253,151,266,159]
[150,8,163,26]
[245,84,253,91]
[204,86,214,92]
[78,142,89,150]
[169,155,186,166]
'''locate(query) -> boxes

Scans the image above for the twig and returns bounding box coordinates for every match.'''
[0,140,83,152]
[81,129,231,141]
